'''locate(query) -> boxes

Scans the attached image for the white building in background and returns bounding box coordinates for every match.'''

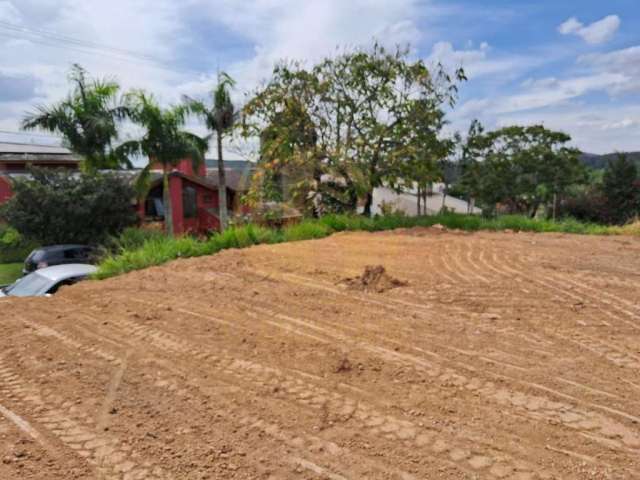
[365,183,481,216]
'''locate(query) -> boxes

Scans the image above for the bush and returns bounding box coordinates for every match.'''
[0,225,38,263]
[602,154,640,224]
[283,220,331,242]
[558,191,609,224]
[1,168,138,245]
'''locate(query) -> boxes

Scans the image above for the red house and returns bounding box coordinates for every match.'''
[138,158,253,235]
[0,142,253,236]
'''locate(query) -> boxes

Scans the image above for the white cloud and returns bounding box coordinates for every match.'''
[0,0,434,153]
[188,0,425,95]
[456,72,629,119]
[558,15,620,45]
[426,41,544,82]
[558,17,582,35]
[494,105,640,154]
[0,1,21,23]
[498,73,628,113]
[579,46,640,95]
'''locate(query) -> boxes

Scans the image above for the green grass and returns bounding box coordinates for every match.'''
[95,213,632,280]
[0,263,23,285]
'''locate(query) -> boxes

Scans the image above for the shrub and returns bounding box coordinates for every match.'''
[0,225,38,263]
[1,168,138,245]
[282,220,331,242]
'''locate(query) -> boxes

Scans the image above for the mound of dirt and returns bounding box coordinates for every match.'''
[339,265,408,293]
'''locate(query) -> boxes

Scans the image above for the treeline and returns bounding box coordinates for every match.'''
[12,44,640,235]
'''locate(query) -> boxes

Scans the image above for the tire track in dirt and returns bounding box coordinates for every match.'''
[465,243,640,381]
[20,305,446,479]
[227,258,640,469]
[71,288,640,477]
[0,358,171,480]
[508,252,640,325]
[57,304,551,479]
[235,296,640,460]
[496,250,639,331]
[472,246,640,374]
[148,358,422,479]
[5,317,356,479]
[465,245,640,409]
[242,262,626,385]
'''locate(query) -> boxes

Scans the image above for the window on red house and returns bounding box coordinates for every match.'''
[183,186,197,218]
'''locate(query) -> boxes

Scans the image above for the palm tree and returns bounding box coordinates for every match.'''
[118,90,208,236]
[183,72,236,231]
[22,64,130,170]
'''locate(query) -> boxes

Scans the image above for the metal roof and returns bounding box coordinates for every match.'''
[205,159,256,172]
[0,142,73,155]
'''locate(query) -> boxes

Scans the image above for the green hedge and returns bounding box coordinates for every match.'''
[94,213,625,280]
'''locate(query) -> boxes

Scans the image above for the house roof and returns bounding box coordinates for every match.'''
[205,169,252,191]
[145,170,248,193]
[0,142,80,163]
[205,159,256,172]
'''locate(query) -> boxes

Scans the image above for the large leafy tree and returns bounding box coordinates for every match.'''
[2,168,137,245]
[458,124,586,217]
[22,64,130,170]
[118,91,207,236]
[396,105,453,215]
[183,72,237,231]
[242,44,465,216]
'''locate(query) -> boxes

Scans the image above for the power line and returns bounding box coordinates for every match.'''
[0,23,208,77]
[0,31,176,73]
[0,20,163,64]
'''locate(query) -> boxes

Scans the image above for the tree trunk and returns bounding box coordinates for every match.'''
[217,133,228,232]
[163,170,173,237]
[423,190,428,215]
[363,190,374,217]
[529,202,540,218]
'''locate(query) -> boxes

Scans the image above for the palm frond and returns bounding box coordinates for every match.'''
[134,164,153,200]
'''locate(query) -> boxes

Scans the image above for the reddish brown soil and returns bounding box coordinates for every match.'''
[1,228,640,479]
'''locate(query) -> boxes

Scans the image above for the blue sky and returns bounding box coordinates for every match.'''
[0,0,639,154]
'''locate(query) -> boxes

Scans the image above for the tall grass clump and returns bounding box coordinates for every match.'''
[108,227,164,252]
[282,220,331,242]
[95,235,206,279]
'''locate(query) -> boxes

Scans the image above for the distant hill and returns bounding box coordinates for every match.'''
[580,152,640,170]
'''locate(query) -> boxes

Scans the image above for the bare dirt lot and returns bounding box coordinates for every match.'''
[1,228,640,479]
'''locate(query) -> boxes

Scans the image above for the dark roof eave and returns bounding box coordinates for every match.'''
[148,171,241,192]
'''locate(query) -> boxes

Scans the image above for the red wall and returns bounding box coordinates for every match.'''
[167,176,221,235]
[0,176,12,205]
[169,175,184,234]
[150,158,206,178]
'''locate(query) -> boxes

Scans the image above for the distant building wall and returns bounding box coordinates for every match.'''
[368,187,481,216]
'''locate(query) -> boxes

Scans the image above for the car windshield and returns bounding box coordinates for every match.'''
[3,272,51,297]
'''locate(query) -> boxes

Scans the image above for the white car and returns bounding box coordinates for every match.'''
[0,264,97,298]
